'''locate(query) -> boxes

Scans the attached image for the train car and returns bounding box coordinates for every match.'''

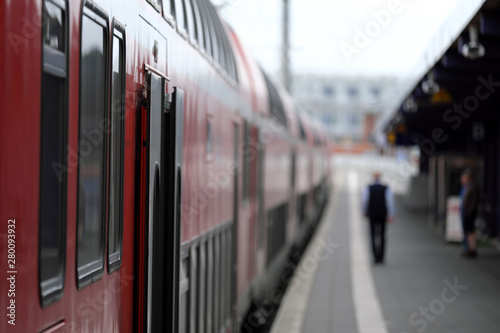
[0,0,331,332]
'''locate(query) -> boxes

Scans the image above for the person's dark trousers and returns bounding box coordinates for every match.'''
[460,213,469,251]
[369,216,386,262]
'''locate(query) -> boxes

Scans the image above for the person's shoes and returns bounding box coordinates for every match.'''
[374,258,384,264]
[467,251,478,258]
[460,250,477,259]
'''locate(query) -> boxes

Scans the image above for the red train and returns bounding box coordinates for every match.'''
[0,0,331,332]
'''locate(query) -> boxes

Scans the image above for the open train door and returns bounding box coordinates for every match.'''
[136,69,184,333]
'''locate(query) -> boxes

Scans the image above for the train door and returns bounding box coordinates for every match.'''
[137,70,184,333]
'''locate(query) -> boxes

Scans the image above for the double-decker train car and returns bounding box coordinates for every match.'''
[0,0,331,332]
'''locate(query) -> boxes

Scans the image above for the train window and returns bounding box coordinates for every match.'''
[266,204,287,266]
[225,228,232,324]
[221,20,237,82]
[205,3,224,69]
[200,0,218,63]
[174,0,187,37]
[262,72,287,128]
[190,0,204,51]
[209,3,234,79]
[242,121,250,201]
[77,5,108,288]
[213,233,220,331]
[228,37,238,82]
[194,0,212,58]
[179,251,190,333]
[206,119,213,157]
[163,0,175,23]
[198,241,206,331]
[181,0,190,36]
[212,6,230,73]
[190,245,199,332]
[297,193,306,225]
[227,33,238,82]
[205,238,213,332]
[219,231,226,328]
[184,0,196,45]
[224,41,234,80]
[266,209,274,266]
[39,0,68,308]
[43,1,65,52]
[220,38,229,75]
[108,22,126,274]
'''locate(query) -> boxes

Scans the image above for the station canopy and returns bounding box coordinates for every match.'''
[374,0,500,147]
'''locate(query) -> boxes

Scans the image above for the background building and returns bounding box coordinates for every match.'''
[292,75,404,146]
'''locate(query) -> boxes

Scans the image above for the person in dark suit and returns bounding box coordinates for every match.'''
[460,169,480,258]
[362,172,395,263]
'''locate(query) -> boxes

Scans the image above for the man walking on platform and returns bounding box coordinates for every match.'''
[362,172,395,263]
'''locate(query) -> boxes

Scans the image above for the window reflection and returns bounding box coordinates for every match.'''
[108,35,124,269]
[77,15,107,280]
[43,2,64,51]
[39,0,67,307]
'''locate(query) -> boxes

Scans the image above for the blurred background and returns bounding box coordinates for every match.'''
[211,0,482,151]
[211,0,500,244]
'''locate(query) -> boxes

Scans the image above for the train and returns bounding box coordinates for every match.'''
[0,0,331,332]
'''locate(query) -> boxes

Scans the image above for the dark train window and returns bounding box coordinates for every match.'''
[194,0,212,58]
[204,0,236,80]
[43,1,65,52]
[190,0,204,50]
[76,6,108,288]
[179,251,190,333]
[223,29,237,82]
[205,238,213,331]
[190,245,199,331]
[266,204,287,266]
[205,3,223,68]
[208,2,236,81]
[227,34,238,82]
[208,4,229,72]
[39,0,68,308]
[213,233,220,331]
[184,0,196,44]
[201,0,218,63]
[219,231,226,327]
[262,71,287,128]
[174,0,187,36]
[213,14,237,82]
[181,0,190,36]
[198,241,206,331]
[225,228,232,324]
[108,22,125,274]
[220,37,229,75]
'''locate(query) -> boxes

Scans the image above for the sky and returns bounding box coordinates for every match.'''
[216,0,467,78]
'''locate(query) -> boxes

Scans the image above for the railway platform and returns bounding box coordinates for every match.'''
[270,162,500,333]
